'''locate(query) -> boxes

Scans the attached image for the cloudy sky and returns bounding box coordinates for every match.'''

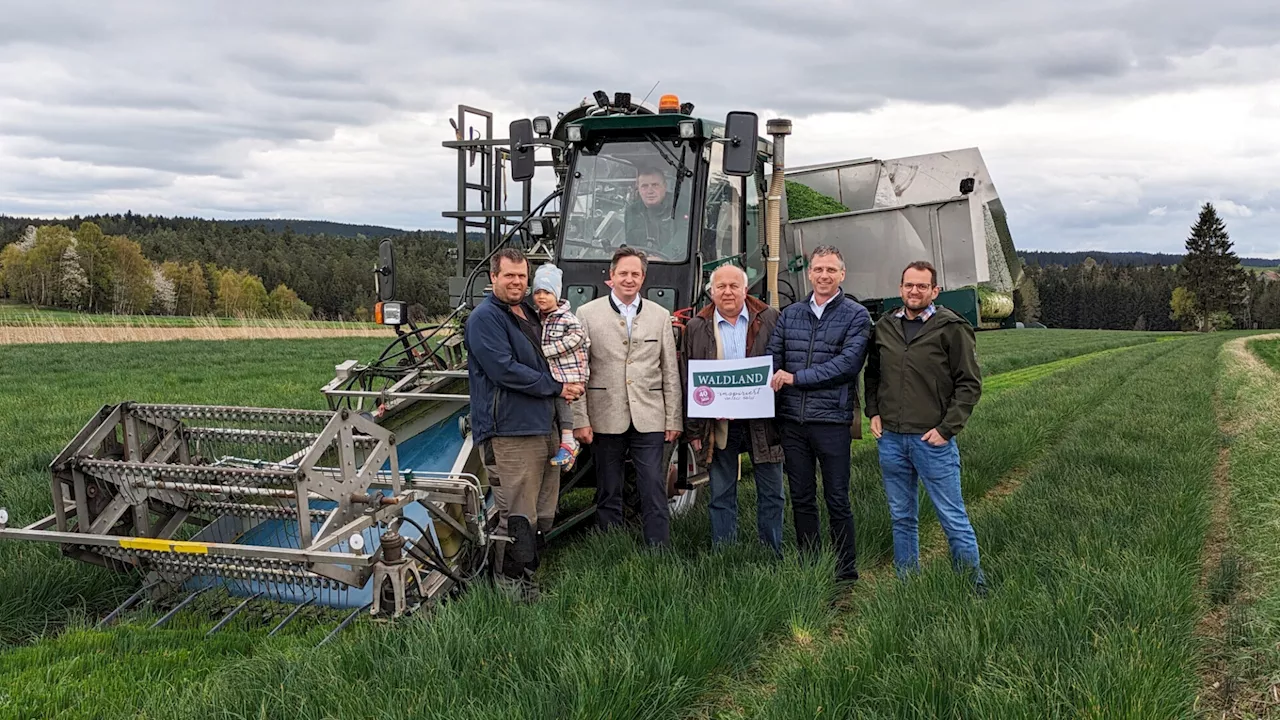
[2,0,1278,256]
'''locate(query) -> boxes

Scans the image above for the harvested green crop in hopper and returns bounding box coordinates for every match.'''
[781,149,1021,328]
[785,181,850,220]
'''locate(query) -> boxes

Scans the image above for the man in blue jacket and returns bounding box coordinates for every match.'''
[465,248,583,591]
[767,245,871,583]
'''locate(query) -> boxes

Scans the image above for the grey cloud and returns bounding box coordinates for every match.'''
[2,0,1280,256]
[0,5,99,47]
[0,172,171,197]
[1014,186,1280,257]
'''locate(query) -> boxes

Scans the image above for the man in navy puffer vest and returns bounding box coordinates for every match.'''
[767,245,871,583]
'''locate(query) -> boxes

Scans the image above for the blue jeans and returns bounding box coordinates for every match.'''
[708,422,785,555]
[877,430,984,583]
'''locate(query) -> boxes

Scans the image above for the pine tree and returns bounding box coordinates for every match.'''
[1179,202,1247,329]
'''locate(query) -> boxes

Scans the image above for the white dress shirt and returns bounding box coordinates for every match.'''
[611,291,640,335]
[810,293,835,320]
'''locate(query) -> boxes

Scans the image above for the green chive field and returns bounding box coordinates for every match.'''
[2,330,1278,718]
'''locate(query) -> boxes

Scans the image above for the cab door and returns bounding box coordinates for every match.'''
[696,140,746,305]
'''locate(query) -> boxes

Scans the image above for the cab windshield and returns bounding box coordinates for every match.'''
[559,138,694,264]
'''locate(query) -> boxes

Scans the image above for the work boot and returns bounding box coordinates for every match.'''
[507,516,537,566]
[493,573,524,601]
[520,568,542,602]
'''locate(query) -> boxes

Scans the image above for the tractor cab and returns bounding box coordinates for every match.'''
[503,94,776,316]
[443,93,794,318]
[550,111,771,314]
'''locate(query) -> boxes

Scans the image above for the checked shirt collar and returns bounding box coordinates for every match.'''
[893,303,936,321]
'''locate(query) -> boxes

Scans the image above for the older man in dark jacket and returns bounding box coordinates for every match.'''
[465,248,582,592]
[683,264,785,555]
[767,246,871,582]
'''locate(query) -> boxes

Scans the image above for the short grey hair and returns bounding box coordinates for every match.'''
[709,263,749,286]
[705,263,748,295]
[809,245,845,270]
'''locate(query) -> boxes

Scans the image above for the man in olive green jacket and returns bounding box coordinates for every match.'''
[864,260,986,592]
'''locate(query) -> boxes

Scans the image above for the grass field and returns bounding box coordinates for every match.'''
[0,303,367,328]
[2,329,1277,718]
[968,327,1173,375]
[1248,335,1280,372]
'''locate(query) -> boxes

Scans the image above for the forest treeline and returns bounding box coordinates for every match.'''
[0,213,460,320]
[1016,203,1280,331]
[1022,249,1277,268]
[3,207,1277,328]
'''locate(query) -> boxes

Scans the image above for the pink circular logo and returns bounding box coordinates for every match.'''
[693,386,715,406]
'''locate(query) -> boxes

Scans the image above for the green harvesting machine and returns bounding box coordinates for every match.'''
[0,89,1021,639]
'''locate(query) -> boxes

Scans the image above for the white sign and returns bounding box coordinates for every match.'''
[686,356,775,419]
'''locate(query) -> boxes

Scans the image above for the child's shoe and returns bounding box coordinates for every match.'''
[551,441,580,469]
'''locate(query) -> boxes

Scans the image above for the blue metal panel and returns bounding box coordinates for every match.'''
[184,407,472,609]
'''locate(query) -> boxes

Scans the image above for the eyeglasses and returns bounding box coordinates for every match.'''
[901,283,934,291]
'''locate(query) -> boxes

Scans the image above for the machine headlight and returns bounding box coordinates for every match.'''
[376,301,404,326]
[528,218,546,237]
[383,303,402,326]
[532,116,552,136]
[678,120,697,139]
[566,125,583,142]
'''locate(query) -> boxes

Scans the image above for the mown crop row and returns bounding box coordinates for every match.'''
[970,328,1170,376]
[1203,336,1280,715]
[0,303,374,329]
[0,331,1195,719]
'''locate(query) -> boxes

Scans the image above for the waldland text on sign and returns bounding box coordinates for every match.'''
[686,356,775,419]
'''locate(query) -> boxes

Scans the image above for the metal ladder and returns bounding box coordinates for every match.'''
[443,106,542,304]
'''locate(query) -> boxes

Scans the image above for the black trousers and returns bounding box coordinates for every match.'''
[781,422,858,579]
[593,425,669,546]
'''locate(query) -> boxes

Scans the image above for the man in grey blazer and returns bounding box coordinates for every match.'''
[573,246,683,546]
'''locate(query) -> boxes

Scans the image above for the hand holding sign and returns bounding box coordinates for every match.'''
[769,369,794,391]
[687,357,775,419]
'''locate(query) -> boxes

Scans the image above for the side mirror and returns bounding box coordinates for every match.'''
[721,111,758,177]
[510,118,536,182]
[376,239,396,302]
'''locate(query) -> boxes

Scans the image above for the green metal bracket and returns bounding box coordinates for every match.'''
[700,255,744,274]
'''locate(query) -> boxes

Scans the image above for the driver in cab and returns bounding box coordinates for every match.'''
[624,163,685,261]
